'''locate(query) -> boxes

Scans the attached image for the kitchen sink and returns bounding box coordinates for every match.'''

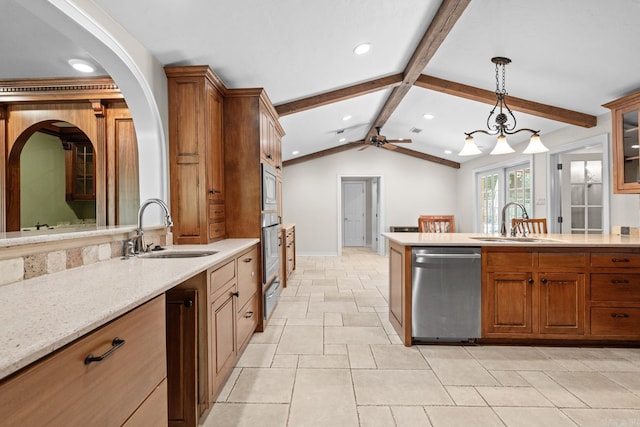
[140,250,219,259]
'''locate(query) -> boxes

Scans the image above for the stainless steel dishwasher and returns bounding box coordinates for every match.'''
[411,247,482,342]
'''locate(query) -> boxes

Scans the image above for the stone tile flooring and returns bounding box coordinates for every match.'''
[203,247,640,427]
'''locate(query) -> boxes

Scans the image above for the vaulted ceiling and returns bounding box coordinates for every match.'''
[2,0,639,167]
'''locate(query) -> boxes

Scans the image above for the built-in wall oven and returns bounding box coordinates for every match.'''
[262,211,281,320]
[261,163,278,212]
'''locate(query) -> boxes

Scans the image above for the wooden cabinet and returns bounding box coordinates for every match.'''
[589,251,640,339]
[281,224,296,287]
[483,248,586,339]
[168,244,260,423]
[0,295,167,426]
[388,241,412,345]
[604,91,640,193]
[166,66,226,244]
[64,140,95,201]
[260,107,282,170]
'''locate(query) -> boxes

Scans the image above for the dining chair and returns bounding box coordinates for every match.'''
[511,218,548,234]
[418,215,455,233]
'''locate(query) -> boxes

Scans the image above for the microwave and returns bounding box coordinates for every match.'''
[261,163,278,212]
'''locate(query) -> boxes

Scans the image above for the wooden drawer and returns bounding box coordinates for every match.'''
[123,378,168,427]
[210,259,235,297]
[208,221,225,240]
[0,296,166,426]
[485,251,533,268]
[237,245,259,311]
[209,203,225,220]
[591,273,640,302]
[539,252,586,268]
[237,293,259,351]
[591,253,640,268]
[591,307,640,337]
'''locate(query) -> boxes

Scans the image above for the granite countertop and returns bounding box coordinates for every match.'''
[0,238,259,380]
[383,232,640,247]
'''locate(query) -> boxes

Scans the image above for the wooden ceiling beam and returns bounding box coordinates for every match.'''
[283,142,363,167]
[387,145,460,169]
[274,74,403,116]
[415,74,597,128]
[364,0,471,142]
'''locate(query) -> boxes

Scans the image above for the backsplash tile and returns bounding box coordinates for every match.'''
[81,245,98,265]
[0,258,24,286]
[98,243,111,261]
[24,253,47,280]
[46,251,66,274]
[66,247,83,269]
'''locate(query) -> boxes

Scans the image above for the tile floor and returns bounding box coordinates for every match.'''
[204,247,640,427]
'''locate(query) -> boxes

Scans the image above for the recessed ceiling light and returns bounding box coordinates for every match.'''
[353,43,371,55]
[291,150,300,155]
[423,114,434,120]
[444,149,453,154]
[342,115,352,121]
[339,137,346,143]
[68,59,95,73]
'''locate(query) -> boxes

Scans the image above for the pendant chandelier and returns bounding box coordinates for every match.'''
[459,57,549,156]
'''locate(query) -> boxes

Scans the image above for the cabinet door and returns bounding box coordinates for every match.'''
[206,83,224,202]
[388,242,410,345]
[237,245,259,311]
[208,283,236,401]
[538,272,585,335]
[485,272,534,334]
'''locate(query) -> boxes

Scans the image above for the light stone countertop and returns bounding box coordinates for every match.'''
[383,232,640,247]
[0,238,259,380]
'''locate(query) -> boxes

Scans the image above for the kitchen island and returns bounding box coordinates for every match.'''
[384,232,640,346]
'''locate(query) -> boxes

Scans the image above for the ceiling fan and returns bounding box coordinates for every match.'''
[358,126,412,151]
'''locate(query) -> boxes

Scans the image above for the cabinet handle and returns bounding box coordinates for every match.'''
[215,228,223,233]
[84,337,126,365]
[213,210,223,214]
[612,258,630,263]
[528,278,534,284]
[209,189,220,195]
[276,165,281,170]
[611,313,630,318]
[168,298,194,308]
[244,311,254,318]
[243,258,253,263]
[541,278,548,284]
[611,279,630,284]
[267,154,273,159]
[232,291,239,298]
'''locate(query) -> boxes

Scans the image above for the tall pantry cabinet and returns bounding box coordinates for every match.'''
[165,66,226,244]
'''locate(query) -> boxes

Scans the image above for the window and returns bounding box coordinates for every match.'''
[570,160,603,234]
[477,163,532,233]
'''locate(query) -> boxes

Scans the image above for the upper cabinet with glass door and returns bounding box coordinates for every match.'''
[604,91,640,193]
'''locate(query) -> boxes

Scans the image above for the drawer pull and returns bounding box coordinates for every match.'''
[244,311,254,319]
[541,278,548,284]
[84,338,126,365]
[612,258,630,263]
[232,291,240,298]
[611,313,630,318]
[528,278,534,284]
[611,279,630,284]
[243,258,253,263]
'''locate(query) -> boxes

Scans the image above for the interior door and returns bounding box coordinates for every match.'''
[559,153,604,234]
[343,181,365,247]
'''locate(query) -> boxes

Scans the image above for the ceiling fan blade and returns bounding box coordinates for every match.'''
[386,139,412,143]
[358,144,371,151]
[382,144,398,151]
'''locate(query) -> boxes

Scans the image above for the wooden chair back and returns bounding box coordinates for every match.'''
[418,215,455,233]
[511,218,548,234]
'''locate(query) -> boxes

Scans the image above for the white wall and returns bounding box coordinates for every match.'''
[282,147,459,255]
[456,112,640,232]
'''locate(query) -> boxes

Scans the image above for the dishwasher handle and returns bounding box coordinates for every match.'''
[414,253,481,262]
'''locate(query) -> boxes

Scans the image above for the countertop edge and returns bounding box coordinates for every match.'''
[0,238,259,380]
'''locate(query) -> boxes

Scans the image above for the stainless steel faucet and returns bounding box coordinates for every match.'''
[134,198,173,253]
[500,202,529,237]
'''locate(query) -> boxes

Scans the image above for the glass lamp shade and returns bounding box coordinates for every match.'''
[458,135,482,156]
[490,134,515,155]
[522,134,549,154]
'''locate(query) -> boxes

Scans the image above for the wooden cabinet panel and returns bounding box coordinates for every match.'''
[207,84,224,203]
[209,282,236,400]
[485,251,533,268]
[539,272,584,335]
[591,307,640,336]
[591,273,640,302]
[485,272,533,334]
[0,296,166,426]
[388,242,411,345]
[591,253,640,268]
[539,252,586,268]
[237,295,259,352]
[124,379,168,427]
[210,260,235,297]
[603,91,640,193]
[166,289,198,427]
